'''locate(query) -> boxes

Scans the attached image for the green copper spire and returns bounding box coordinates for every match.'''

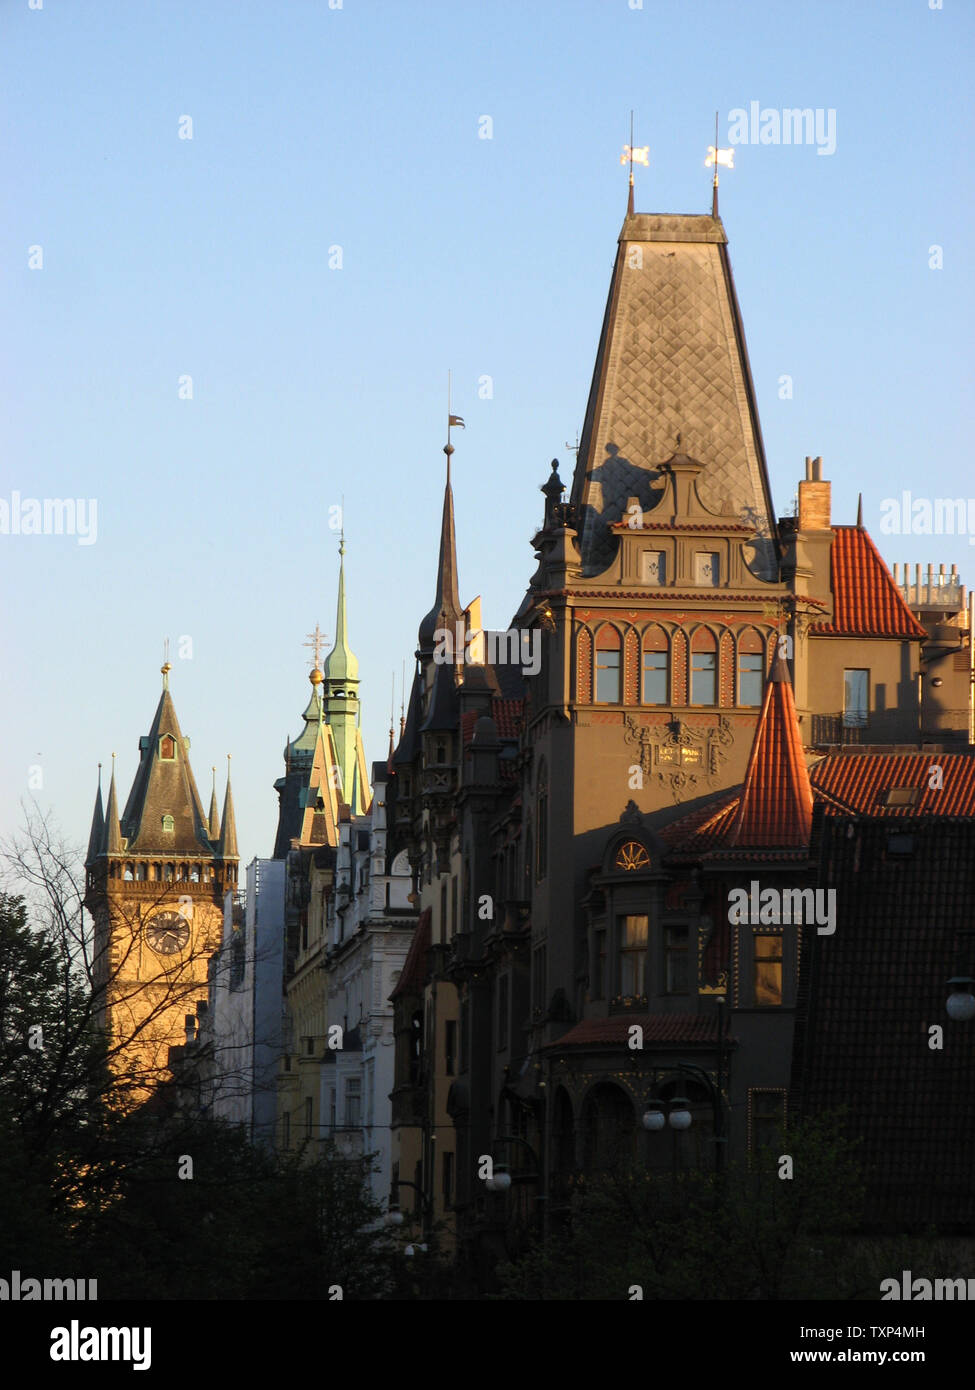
[322,534,359,686]
[321,535,369,816]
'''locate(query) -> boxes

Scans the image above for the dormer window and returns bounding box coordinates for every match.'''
[162,814,175,833]
[159,735,176,761]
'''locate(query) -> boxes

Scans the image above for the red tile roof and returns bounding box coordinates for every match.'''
[389,908,430,1001]
[461,697,525,749]
[543,1013,721,1050]
[810,751,975,817]
[726,655,813,848]
[811,527,927,638]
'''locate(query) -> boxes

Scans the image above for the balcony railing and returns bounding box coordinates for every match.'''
[810,714,866,746]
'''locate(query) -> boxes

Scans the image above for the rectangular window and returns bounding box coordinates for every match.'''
[738,653,763,706]
[345,1077,362,1128]
[642,550,666,584]
[695,552,720,586]
[442,1150,454,1204]
[642,650,668,704]
[445,1019,456,1076]
[665,925,689,994]
[691,651,716,705]
[592,927,607,1000]
[617,914,648,997]
[595,648,621,703]
[750,1089,786,1154]
[843,669,868,727]
[497,974,509,1050]
[753,934,783,1006]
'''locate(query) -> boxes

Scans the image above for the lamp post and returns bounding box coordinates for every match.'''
[946,976,975,1022]
[386,1178,433,1237]
[641,995,729,1176]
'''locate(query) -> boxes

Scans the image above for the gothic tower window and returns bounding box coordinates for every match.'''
[737,628,764,707]
[161,814,175,833]
[690,629,717,706]
[594,626,621,703]
[642,626,669,705]
[159,735,176,760]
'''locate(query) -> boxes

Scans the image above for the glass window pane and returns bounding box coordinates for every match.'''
[843,669,868,727]
[596,650,621,703]
[739,652,763,706]
[692,652,716,705]
[643,650,668,704]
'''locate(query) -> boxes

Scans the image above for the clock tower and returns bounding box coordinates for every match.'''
[83,663,238,1100]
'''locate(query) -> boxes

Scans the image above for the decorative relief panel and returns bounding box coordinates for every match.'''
[576,627,593,703]
[623,713,735,804]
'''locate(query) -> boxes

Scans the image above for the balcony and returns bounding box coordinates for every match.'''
[810,714,866,747]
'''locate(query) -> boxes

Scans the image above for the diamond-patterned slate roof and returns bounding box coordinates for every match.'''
[389,908,430,1001]
[569,212,776,579]
[811,527,927,638]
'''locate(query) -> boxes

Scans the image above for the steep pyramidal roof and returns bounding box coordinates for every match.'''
[119,672,213,855]
[216,767,238,859]
[811,527,928,638]
[570,210,777,579]
[85,775,105,867]
[104,762,123,855]
[727,652,813,848]
[418,454,463,653]
[208,775,221,842]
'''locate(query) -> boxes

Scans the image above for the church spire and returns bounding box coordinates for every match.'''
[105,755,123,854]
[85,766,105,867]
[216,757,238,860]
[418,435,463,655]
[322,533,359,688]
[208,766,221,842]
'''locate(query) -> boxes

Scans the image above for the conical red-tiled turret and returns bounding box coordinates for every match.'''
[726,652,813,848]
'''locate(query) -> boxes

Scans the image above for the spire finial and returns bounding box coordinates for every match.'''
[857,493,864,528]
[706,112,734,218]
[620,113,648,216]
[212,765,217,794]
[97,761,102,789]
[304,624,328,684]
[446,369,465,482]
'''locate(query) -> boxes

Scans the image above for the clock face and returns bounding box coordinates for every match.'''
[145,910,191,956]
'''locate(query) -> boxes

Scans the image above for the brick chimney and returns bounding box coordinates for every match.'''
[798,456,831,531]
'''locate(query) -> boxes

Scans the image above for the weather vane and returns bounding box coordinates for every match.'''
[621,110,649,215]
[706,110,735,216]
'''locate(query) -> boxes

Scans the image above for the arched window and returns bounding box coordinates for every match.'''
[164,863,174,882]
[691,629,717,706]
[738,629,764,706]
[161,814,175,833]
[642,626,669,705]
[582,1083,636,1172]
[614,840,650,872]
[123,864,134,881]
[159,735,176,760]
[190,865,200,883]
[595,626,621,703]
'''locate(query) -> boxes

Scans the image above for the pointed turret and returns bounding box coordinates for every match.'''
[85,769,105,867]
[418,446,463,656]
[569,206,777,579]
[216,760,239,860]
[322,536,359,688]
[726,652,813,848]
[208,768,221,842]
[105,758,124,855]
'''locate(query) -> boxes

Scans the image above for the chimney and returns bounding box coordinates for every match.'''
[798,456,831,531]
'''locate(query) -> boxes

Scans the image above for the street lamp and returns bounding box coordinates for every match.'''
[668,1097,692,1130]
[946,976,975,1022]
[485,1165,512,1193]
[642,1103,665,1132]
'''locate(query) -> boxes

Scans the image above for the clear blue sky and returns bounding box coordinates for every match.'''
[2,0,972,868]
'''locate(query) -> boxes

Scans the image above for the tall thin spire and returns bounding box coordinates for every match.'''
[85,765,105,866]
[208,765,221,841]
[217,755,238,860]
[418,421,463,653]
[105,753,123,854]
[323,533,359,686]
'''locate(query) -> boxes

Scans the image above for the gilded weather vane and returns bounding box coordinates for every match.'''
[621,110,649,214]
